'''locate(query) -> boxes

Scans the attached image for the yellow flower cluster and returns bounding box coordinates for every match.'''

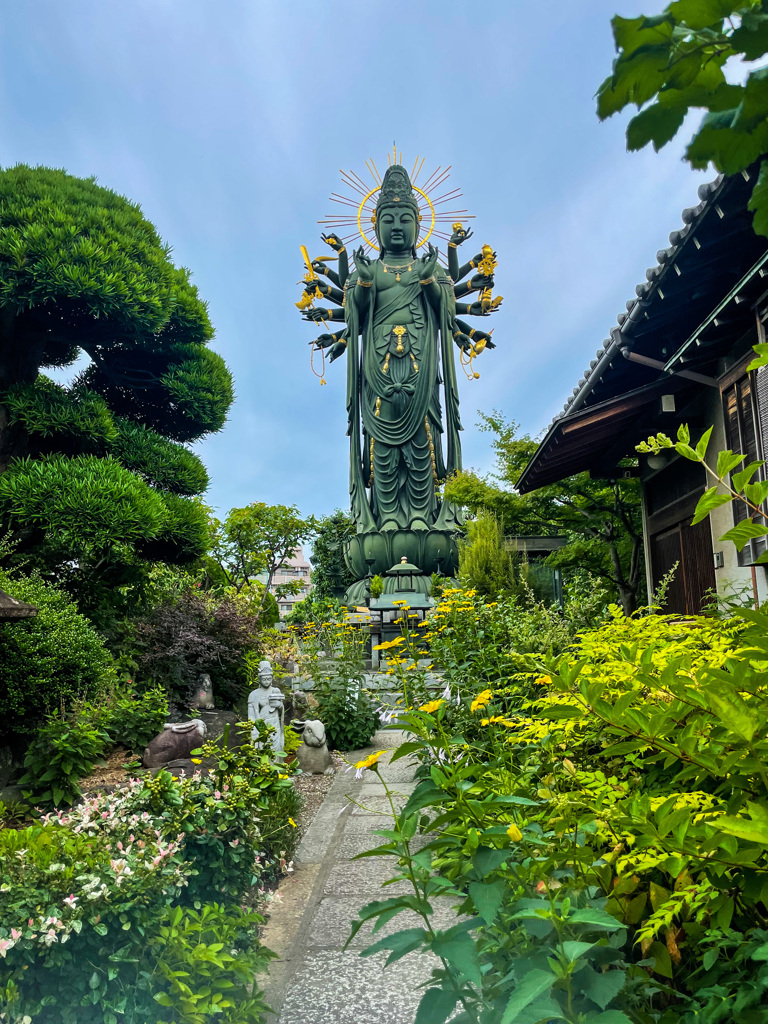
[470,689,493,712]
[480,715,516,727]
[373,637,405,652]
[419,699,444,714]
[354,750,385,770]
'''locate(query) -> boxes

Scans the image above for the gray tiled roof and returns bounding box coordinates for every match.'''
[547,174,725,430]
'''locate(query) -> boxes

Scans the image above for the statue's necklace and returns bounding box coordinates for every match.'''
[380,259,412,283]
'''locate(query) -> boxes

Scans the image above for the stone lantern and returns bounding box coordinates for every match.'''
[0,588,38,623]
[368,557,435,666]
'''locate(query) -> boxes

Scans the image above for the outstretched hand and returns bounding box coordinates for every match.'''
[322,232,345,252]
[303,308,331,323]
[449,226,473,247]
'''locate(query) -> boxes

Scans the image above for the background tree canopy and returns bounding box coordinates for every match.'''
[597,0,768,235]
[444,413,644,613]
[0,165,234,613]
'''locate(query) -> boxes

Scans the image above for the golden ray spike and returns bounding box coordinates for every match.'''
[410,154,420,178]
[370,158,382,183]
[339,172,366,196]
[346,169,369,193]
[399,150,402,165]
[425,168,452,194]
[412,156,426,183]
[393,142,397,165]
[420,165,442,191]
[433,188,462,204]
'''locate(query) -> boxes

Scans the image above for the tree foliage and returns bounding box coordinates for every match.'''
[0,568,113,738]
[597,0,768,235]
[131,589,261,708]
[444,413,644,613]
[0,165,232,601]
[206,502,317,617]
[309,509,356,600]
[459,511,522,600]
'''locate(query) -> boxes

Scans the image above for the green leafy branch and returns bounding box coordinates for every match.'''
[636,417,768,560]
[598,0,768,235]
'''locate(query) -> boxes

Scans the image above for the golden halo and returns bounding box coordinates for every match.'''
[356,185,436,251]
[319,152,473,255]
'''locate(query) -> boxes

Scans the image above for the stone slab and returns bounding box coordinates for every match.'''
[323,857,411,897]
[341,814,398,838]
[376,761,421,783]
[349,795,409,815]
[307,895,460,949]
[277,949,444,1024]
[356,781,419,797]
[338,832,431,862]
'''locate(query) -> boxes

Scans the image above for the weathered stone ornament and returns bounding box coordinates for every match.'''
[247,659,285,753]
[294,719,334,775]
[297,149,502,603]
[192,673,214,709]
[143,719,207,769]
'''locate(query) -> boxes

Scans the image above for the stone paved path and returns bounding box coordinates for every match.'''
[261,730,444,1024]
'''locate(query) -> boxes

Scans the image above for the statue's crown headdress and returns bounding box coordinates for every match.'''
[376,165,420,217]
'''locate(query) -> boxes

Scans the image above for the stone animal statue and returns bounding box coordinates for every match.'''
[294,719,334,776]
[143,719,207,769]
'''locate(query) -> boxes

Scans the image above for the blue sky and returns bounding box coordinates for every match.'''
[0,1,710,518]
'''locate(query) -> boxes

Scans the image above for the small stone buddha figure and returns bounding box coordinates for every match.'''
[247,659,285,753]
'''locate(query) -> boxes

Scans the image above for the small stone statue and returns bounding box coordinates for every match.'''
[143,719,207,769]
[295,719,334,775]
[192,673,214,709]
[247,659,285,753]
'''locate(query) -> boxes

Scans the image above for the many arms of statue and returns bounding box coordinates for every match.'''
[453,319,495,352]
[313,329,348,362]
[301,278,345,305]
[316,233,349,287]
[447,226,497,283]
[302,306,345,323]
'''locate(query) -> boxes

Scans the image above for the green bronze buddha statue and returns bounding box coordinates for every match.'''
[300,163,500,602]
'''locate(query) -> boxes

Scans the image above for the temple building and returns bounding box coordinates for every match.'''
[519,168,768,615]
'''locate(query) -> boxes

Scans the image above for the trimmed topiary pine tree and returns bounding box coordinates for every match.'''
[0,165,234,611]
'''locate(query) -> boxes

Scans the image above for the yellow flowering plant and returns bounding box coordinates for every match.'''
[347,604,768,1023]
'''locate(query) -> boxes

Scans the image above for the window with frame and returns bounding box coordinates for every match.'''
[723,360,768,565]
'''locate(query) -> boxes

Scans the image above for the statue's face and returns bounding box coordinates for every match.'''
[377,205,417,254]
[258,671,272,689]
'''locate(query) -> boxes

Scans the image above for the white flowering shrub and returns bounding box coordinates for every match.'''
[0,777,274,1022]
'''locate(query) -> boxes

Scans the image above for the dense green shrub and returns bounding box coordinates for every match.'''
[0,811,272,1023]
[18,712,109,807]
[257,782,304,871]
[0,570,112,738]
[315,680,379,751]
[458,511,519,599]
[92,685,169,752]
[422,585,573,697]
[131,590,259,707]
[125,725,298,904]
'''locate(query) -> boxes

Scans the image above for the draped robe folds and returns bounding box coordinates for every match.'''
[344,264,463,534]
